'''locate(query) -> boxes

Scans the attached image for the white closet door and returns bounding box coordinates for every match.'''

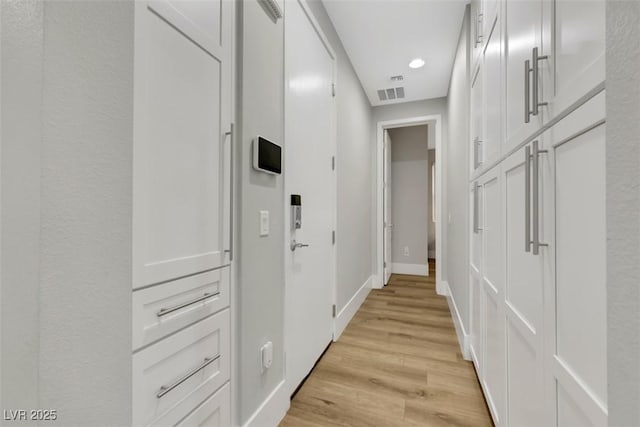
[133,0,233,288]
[504,0,544,151]
[482,13,502,168]
[549,93,607,426]
[502,145,545,427]
[480,165,505,425]
[469,181,484,372]
[470,65,484,174]
[546,0,605,116]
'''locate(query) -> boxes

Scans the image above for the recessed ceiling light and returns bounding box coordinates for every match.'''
[409,58,425,69]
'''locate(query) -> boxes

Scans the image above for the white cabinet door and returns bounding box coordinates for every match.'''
[502,143,547,426]
[470,65,484,174]
[470,0,484,65]
[504,0,545,151]
[547,91,607,426]
[480,165,505,425]
[482,13,502,169]
[469,181,484,372]
[133,0,233,289]
[545,0,605,116]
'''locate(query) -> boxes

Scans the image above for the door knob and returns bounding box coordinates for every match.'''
[290,240,310,252]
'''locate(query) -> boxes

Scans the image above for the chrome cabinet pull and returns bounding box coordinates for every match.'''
[525,145,531,252]
[156,354,221,399]
[474,137,483,169]
[224,124,234,262]
[532,47,548,116]
[532,140,548,255]
[473,182,480,234]
[477,13,483,46]
[156,292,220,317]
[524,60,532,123]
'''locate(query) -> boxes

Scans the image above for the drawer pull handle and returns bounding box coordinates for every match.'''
[156,292,220,317]
[156,354,221,399]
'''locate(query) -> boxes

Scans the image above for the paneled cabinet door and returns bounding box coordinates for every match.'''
[543,0,605,117]
[133,0,233,289]
[482,12,502,169]
[504,0,545,152]
[502,142,547,426]
[470,0,484,65]
[470,65,484,174]
[469,181,484,373]
[546,92,607,426]
[479,165,505,426]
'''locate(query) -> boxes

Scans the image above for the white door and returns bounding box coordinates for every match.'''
[383,130,392,284]
[548,93,607,426]
[504,0,544,151]
[479,165,505,425]
[133,0,233,289]
[285,0,336,396]
[470,65,484,173]
[469,180,483,371]
[502,143,546,426]
[483,13,502,168]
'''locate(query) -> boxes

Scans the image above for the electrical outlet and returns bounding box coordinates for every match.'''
[261,341,273,371]
[403,246,410,257]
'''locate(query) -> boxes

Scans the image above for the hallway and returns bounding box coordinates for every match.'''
[280,266,493,426]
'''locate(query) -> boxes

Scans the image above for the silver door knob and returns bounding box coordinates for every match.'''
[290,240,310,252]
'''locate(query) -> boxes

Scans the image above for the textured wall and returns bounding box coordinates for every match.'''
[38,2,134,425]
[606,1,640,425]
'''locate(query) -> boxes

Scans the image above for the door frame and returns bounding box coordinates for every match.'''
[375,114,444,294]
[283,0,338,394]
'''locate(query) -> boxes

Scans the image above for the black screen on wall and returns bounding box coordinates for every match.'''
[258,136,282,174]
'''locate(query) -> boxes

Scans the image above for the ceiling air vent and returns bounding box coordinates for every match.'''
[390,75,404,82]
[258,0,283,21]
[377,87,405,102]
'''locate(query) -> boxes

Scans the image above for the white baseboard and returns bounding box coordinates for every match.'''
[242,380,290,427]
[391,263,428,276]
[334,275,372,340]
[443,281,471,361]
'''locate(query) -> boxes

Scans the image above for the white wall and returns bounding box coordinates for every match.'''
[236,0,286,423]
[1,0,43,412]
[388,125,429,267]
[38,3,134,424]
[306,0,375,312]
[606,1,640,424]
[445,6,470,333]
[372,97,448,281]
[427,149,436,259]
[1,1,134,424]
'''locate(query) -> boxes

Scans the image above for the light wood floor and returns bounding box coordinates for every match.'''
[280,266,493,427]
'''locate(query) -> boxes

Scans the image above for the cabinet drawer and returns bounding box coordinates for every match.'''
[133,268,229,350]
[133,310,230,427]
[175,382,230,427]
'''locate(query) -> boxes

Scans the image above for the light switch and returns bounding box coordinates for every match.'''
[260,210,269,236]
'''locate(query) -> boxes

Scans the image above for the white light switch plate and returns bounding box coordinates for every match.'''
[259,210,269,236]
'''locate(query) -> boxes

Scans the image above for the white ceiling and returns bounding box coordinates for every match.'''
[322,0,467,106]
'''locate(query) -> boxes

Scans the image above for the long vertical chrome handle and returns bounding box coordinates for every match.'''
[224,124,234,262]
[473,137,479,169]
[473,182,479,234]
[525,145,531,252]
[524,60,531,124]
[532,140,548,255]
[532,47,548,116]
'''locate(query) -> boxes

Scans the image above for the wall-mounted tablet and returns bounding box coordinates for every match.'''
[253,136,282,175]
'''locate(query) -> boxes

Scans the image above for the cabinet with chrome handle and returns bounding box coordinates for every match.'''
[524,140,548,255]
[524,48,548,124]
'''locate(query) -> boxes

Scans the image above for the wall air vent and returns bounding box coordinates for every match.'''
[258,0,283,21]
[377,87,405,102]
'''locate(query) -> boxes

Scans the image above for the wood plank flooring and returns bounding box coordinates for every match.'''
[280,267,493,427]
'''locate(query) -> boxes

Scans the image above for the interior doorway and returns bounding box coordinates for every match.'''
[376,115,444,293]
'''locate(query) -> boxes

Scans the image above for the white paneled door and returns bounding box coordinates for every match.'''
[383,130,392,285]
[285,0,336,396]
[133,0,233,289]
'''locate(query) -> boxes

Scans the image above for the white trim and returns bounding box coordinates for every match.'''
[376,115,444,294]
[444,281,471,361]
[391,263,428,276]
[242,380,290,427]
[334,276,373,340]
